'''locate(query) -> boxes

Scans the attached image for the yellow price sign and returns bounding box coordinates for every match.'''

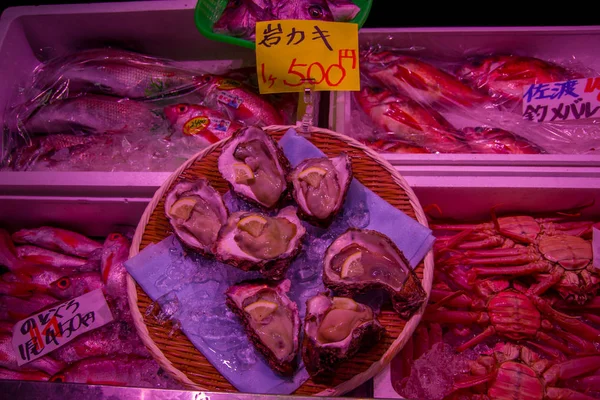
[255,20,360,94]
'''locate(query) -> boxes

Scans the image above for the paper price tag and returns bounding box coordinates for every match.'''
[522,77,600,122]
[256,20,360,94]
[12,289,114,366]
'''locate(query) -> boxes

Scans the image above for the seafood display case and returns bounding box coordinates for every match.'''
[0,0,323,197]
[2,0,600,399]
[330,26,600,173]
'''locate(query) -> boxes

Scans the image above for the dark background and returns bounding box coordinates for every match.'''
[1,0,599,27]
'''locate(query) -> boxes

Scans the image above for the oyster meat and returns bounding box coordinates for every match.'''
[218,126,290,209]
[302,294,384,379]
[323,228,426,319]
[164,178,228,255]
[226,279,300,375]
[215,206,306,280]
[289,153,352,226]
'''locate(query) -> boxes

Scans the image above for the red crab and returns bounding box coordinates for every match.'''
[432,214,599,304]
[449,342,600,400]
[423,278,600,354]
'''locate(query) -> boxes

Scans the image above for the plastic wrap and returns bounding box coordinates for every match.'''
[1,48,298,171]
[212,0,361,41]
[349,45,600,155]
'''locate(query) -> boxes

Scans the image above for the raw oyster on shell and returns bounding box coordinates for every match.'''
[164,178,228,255]
[215,206,306,280]
[302,294,384,379]
[218,126,290,209]
[226,279,300,376]
[289,153,352,226]
[323,228,426,319]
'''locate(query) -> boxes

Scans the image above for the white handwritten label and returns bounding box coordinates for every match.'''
[12,289,113,366]
[522,77,600,122]
[594,227,600,270]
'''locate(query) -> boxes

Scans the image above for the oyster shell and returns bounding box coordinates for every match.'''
[218,126,290,209]
[302,294,384,379]
[164,178,228,255]
[226,279,300,376]
[289,153,352,226]
[215,206,306,280]
[323,228,426,319]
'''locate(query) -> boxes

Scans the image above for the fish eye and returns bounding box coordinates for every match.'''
[109,233,122,240]
[177,105,188,113]
[57,278,70,290]
[371,87,384,94]
[51,375,65,383]
[308,5,324,19]
[231,0,241,6]
[202,75,212,83]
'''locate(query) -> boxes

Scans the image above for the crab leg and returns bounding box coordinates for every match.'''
[534,331,574,356]
[543,356,600,385]
[429,323,443,346]
[533,297,600,342]
[430,222,492,232]
[413,324,430,360]
[434,229,475,252]
[583,313,600,325]
[457,235,510,250]
[453,248,540,265]
[429,289,471,310]
[569,374,600,392]
[456,326,496,352]
[525,340,566,360]
[541,220,596,237]
[546,387,599,400]
[451,372,495,390]
[528,268,564,296]
[555,297,600,311]
[423,309,487,325]
[551,328,598,354]
[470,262,550,279]
[391,335,414,391]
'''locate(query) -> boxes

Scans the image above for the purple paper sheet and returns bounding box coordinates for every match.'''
[125,127,434,395]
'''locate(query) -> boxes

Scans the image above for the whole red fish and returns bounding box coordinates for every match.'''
[52,321,148,363]
[22,94,165,135]
[0,229,42,277]
[164,103,243,144]
[50,355,158,386]
[100,233,131,301]
[461,127,546,154]
[354,86,470,153]
[194,75,283,126]
[0,333,66,375]
[455,55,582,103]
[35,60,202,100]
[361,138,430,154]
[12,226,102,258]
[48,272,104,299]
[16,245,91,269]
[9,133,99,171]
[3,265,82,290]
[362,51,488,107]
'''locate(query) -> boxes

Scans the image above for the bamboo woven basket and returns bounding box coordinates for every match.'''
[126,125,434,396]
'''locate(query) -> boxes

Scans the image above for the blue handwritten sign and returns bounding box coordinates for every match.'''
[522,77,600,122]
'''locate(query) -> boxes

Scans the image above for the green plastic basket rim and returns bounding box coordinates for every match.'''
[194,0,372,50]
